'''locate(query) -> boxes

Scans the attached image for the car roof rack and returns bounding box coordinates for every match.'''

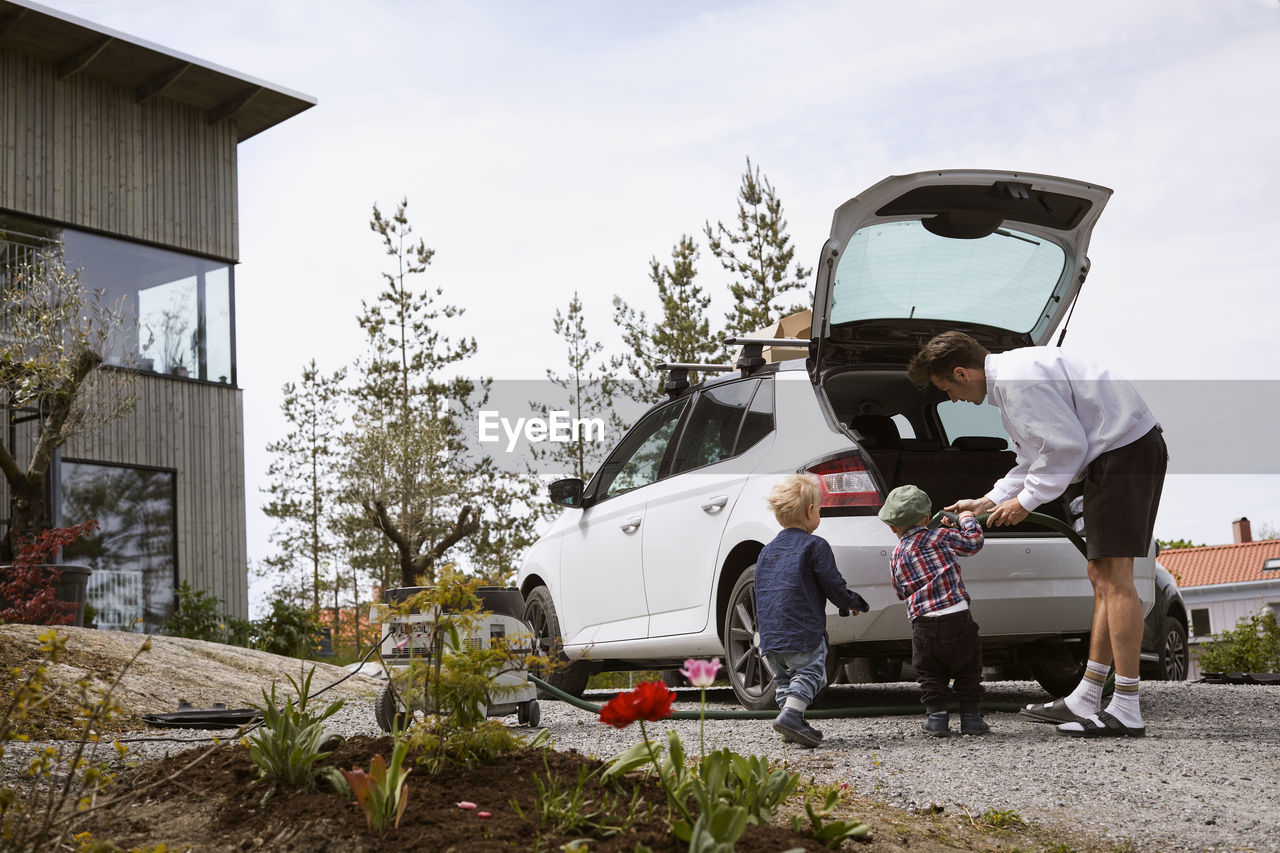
[724,337,809,376]
[656,362,734,399]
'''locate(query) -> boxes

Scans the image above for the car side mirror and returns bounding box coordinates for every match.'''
[548,478,585,508]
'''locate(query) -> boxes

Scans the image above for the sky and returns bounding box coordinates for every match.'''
[41,0,1280,604]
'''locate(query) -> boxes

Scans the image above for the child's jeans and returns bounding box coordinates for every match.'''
[764,639,828,708]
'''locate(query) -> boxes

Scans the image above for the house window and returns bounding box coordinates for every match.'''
[0,212,237,385]
[1263,558,1280,572]
[58,461,177,633]
[1190,608,1211,638]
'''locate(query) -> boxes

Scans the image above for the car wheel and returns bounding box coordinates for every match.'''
[722,567,778,711]
[1152,616,1189,682]
[1029,642,1087,697]
[843,656,905,684]
[661,669,689,688]
[524,585,590,699]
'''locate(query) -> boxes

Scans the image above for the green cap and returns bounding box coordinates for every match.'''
[878,484,932,528]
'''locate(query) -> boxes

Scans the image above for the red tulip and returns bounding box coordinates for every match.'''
[598,680,676,729]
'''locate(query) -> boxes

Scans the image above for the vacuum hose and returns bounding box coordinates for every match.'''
[532,509,1087,720]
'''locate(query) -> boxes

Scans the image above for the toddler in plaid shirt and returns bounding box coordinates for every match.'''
[879,484,989,737]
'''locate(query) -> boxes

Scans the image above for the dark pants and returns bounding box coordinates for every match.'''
[911,609,983,713]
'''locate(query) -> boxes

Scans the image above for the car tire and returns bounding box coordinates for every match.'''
[661,669,690,688]
[1029,642,1087,697]
[843,656,904,684]
[722,567,778,711]
[524,585,590,699]
[1150,615,1189,682]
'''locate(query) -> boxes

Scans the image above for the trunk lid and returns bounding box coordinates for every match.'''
[810,170,1112,369]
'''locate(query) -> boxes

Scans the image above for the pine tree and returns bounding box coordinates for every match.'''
[261,360,346,617]
[705,158,812,352]
[342,198,536,587]
[530,292,628,484]
[612,234,720,401]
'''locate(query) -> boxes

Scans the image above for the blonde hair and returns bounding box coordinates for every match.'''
[766,473,821,528]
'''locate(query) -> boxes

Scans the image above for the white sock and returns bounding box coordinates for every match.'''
[784,696,808,712]
[1064,660,1110,717]
[1103,675,1142,728]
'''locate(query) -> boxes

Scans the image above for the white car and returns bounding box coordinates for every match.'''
[517,169,1158,709]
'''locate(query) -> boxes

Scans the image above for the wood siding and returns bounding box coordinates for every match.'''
[0,47,239,260]
[61,375,249,618]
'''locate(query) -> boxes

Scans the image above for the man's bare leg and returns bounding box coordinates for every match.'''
[1059,556,1145,731]
[1053,557,1140,721]
[1089,557,1141,679]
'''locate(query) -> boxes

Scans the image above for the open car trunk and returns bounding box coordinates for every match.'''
[821,368,1074,533]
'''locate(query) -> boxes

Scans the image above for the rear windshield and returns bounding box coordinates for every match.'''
[935,400,1012,447]
[829,220,1067,333]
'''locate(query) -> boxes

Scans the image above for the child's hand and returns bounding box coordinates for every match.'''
[959,510,975,521]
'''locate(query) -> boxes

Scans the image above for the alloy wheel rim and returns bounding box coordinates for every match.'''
[1164,628,1187,680]
[527,601,553,658]
[726,580,772,701]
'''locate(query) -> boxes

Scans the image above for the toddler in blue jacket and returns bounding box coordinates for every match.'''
[755,473,868,747]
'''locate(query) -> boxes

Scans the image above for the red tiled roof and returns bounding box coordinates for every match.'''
[1160,539,1280,588]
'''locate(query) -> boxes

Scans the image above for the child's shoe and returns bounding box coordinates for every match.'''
[800,717,824,741]
[773,708,821,747]
[921,711,950,737]
[960,712,990,735]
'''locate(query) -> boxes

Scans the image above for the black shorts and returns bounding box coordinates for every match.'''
[1082,426,1168,560]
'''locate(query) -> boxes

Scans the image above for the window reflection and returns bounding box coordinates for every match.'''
[0,212,236,385]
[59,461,177,633]
[139,276,198,376]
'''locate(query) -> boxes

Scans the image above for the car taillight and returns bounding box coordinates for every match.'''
[807,454,882,508]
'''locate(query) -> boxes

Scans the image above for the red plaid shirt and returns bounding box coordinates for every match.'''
[890,517,984,620]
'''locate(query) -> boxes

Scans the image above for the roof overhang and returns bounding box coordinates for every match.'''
[0,0,315,141]
[1179,578,1280,605]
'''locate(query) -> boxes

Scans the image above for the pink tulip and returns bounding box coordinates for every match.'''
[680,658,722,688]
[457,801,477,810]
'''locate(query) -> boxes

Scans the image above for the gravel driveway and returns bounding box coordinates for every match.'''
[534,679,1280,852]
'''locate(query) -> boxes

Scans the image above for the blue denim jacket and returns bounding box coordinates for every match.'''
[754,527,868,654]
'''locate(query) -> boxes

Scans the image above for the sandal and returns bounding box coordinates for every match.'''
[1020,698,1088,725]
[1057,711,1145,738]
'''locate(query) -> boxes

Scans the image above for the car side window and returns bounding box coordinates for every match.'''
[735,379,775,454]
[596,398,690,499]
[671,380,760,475]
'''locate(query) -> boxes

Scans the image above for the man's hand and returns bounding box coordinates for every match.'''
[945,497,995,515]
[986,497,1030,527]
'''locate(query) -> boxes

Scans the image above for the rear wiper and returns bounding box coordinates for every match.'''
[994,228,1040,246]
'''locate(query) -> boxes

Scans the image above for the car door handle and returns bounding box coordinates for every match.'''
[619,517,642,533]
[701,496,729,513]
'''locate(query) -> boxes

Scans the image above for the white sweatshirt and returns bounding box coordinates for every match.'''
[982,348,1158,512]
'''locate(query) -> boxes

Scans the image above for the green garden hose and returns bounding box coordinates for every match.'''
[531,510,1088,720]
[528,673,1027,718]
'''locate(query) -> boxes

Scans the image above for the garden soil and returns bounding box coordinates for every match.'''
[1,625,1122,851]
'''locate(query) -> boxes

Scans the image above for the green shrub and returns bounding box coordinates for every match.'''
[383,569,539,773]
[1196,610,1280,673]
[253,599,323,658]
[161,581,224,642]
[246,668,346,804]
